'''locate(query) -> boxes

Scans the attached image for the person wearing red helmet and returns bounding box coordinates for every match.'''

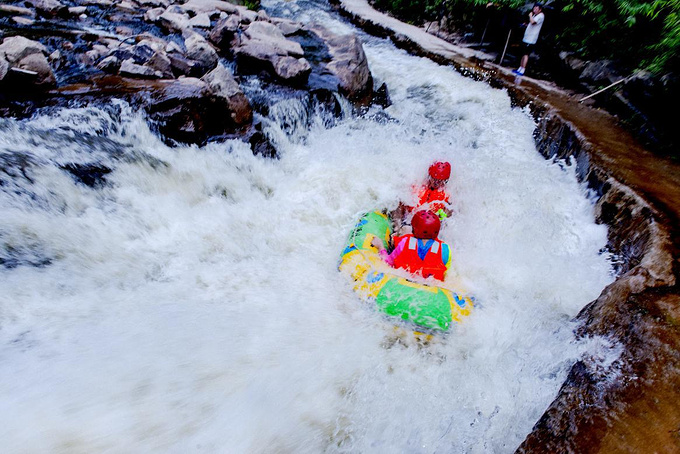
[415,161,453,218]
[371,210,451,281]
[390,161,454,239]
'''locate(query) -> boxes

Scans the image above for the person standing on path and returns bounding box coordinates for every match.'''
[514,3,544,76]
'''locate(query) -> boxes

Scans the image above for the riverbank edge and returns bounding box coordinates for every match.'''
[332,0,680,451]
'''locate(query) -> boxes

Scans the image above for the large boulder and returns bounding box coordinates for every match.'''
[201,63,252,125]
[309,27,373,100]
[144,77,251,143]
[183,31,218,74]
[208,15,240,49]
[272,55,311,82]
[235,21,311,83]
[243,21,304,57]
[0,36,48,63]
[15,53,56,86]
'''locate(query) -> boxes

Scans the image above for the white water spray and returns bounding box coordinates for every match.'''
[0,17,615,454]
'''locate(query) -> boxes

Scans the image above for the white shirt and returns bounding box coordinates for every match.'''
[523,12,544,44]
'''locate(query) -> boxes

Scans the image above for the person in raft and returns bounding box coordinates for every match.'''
[391,161,454,237]
[371,210,452,281]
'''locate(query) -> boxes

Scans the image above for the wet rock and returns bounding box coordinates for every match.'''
[96,55,120,73]
[0,36,48,64]
[144,51,174,79]
[167,52,200,77]
[580,60,621,85]
[145,77,245,144]
[0,57,9,81]
[116,2,137,14]
[158,10,191,33]
[68,6,87,16]
[119,59,162,78]
[256,9,269,21]
[144,7,164,22]
[180,0,240,15]
[60,163,112,187]
[0,5,35,16]
[12,16,35,26]
[27,0,66,17]
[130,42,156,64]
[201,63,252,125]
[311,28,373,100]
[16,53,56,86]
[272,55,311,82]
[183,31,218,73]
[272,18,303,36]
[208,15,240,49]
[188,12,212,28]
[372,82,391,108]
[243,21,304,57]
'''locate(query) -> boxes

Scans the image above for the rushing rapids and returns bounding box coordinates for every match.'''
[0,1,617,452]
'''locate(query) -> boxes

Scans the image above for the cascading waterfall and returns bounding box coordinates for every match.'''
[0,4,618,453]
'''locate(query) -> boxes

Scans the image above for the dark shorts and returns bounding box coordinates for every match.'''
[520,41,536,55]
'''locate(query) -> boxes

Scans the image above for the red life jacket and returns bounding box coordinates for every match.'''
[392,234,448,281]
[416,186,450,213]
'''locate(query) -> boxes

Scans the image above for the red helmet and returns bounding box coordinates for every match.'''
[429,161,451,181]
[411,210,440,239]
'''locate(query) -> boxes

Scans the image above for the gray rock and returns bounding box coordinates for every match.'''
[580,60,621,85]
[68,6,87,15]
[144,51,174,79]
[144,7,165,22]
[0,5,35,16]
[311,27,372,100]
[145,77,243,144]
[201,63,252,125]
[96,55,120,73]
[209,15,240,49]
[181,0,239,15]
[167,53,200,77]
[272,56,311,82]
[158,11,191,33]
[116,2,137,13]
[27,0,66,16]
[272,18,303,36]
[0,36,48,63]
[256,10,269,21]
[12,16,36,26]
[188,12,212,28]
[0,56,9,81]
[244,21,304,57]
[183,31,218,73]
[120,58,162,78]
[16,53,56,86]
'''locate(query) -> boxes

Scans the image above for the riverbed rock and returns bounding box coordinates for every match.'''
[144,76,248,143]
[0,36,48,64]
[96,55,120,73]
[188,12,212,28]
[27,0,66,17]
[201,63,252,125]
[144,51,174,79]
[309,27,373,100]
[158,10,191,33]
[208,15,240,49]
[183,31,218,73]
[15,53,56,86]
[272,18,304,36]
[0,57,9,81]
[243,21,304,57]
[0,5,35,16]
[272,55,311,82]
[119,59,162,78]
[180,0,240,15]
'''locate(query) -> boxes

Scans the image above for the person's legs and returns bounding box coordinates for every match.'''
[520,53,529,70]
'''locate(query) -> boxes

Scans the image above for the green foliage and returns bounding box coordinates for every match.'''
[554,0,679,74]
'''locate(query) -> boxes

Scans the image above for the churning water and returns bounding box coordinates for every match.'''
[0,3,615,453]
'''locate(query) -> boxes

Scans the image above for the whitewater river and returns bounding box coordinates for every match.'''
[0,1,616,452]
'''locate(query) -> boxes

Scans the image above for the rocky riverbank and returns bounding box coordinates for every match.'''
[333,0,680,451]
[0,0,378,149]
